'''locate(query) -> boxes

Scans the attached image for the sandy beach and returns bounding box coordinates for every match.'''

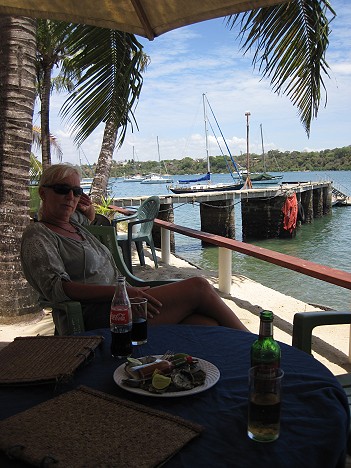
[1,248,351,377]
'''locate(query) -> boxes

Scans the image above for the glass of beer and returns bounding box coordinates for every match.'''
[130,298,148,345]
[247,366,284,442]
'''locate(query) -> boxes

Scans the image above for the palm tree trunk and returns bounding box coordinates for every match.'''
[40,64,52,169]
[0,16,41,321]
[90,119,118,205]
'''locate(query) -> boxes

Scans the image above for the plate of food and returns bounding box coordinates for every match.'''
[113,353,220,397]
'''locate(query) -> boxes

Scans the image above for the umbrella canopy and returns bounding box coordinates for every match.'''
[0,0,288,40]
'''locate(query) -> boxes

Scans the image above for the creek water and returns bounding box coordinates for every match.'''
[110,170,351,311]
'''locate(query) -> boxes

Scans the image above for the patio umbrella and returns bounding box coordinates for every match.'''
[0,0,288,40]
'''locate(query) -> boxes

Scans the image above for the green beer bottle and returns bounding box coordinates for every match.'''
[251,310,281,369]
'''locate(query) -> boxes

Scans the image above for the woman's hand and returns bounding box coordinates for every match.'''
[77,193,95,221]
[127,286,162,318]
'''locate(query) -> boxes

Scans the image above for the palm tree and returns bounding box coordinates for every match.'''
[88,50,149,205]
[35,21,144,200]
[227,0,335,135]
[0,16,39,320]
[60,26,145,202]
[35,20,79,169]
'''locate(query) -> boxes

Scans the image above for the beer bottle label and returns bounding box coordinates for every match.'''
[110,306,130,325]
[261,321,272,336]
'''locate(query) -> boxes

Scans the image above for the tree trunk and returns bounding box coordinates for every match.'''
[90,119,118,205]
[40,64,52,170]
[0,16,41,322]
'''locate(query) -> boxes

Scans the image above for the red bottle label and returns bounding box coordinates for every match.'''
[110,306,130,325]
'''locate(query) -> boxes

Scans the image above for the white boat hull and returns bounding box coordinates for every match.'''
[141,176,172,184]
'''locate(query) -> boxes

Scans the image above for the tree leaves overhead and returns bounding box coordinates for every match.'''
[60,26,144,146]
[226,0,336,136]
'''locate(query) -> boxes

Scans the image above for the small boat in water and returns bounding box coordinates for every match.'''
[169,94,243,194]
[123,147,145,182]
[169,177,243,194]
[123,174,144,183]
[141,173,173,184]
[250,172,283,185]
[243,124,283,187]
[81,177,93,194]
[141,137,173,184]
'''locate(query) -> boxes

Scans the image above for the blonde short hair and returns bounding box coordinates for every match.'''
[39,164,81,189]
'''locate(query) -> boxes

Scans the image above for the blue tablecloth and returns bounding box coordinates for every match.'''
[0,325,349,467]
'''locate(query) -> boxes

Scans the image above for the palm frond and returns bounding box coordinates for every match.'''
[226,0,336,136]
[29,153,42,183]
[32,125,63,160]
[60,26,144,146]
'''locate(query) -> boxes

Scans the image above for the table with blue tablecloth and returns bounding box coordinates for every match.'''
[0,325,349,467]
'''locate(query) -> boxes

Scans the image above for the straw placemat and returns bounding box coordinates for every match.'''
[0,385,203,467]
[0,335,103,385]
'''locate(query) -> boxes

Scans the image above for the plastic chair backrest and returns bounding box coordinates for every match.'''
[133,196,160,236]
[91,213,111,226]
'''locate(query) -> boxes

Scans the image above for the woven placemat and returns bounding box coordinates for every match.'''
[0,336,104,385]
[0,385,203,467]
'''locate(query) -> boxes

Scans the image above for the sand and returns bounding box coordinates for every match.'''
[1,248,351,377]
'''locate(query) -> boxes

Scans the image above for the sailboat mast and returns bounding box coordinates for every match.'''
[244,112,252,189]
[202,93,210,174]
[245,112,251,175]
[260,123,266,173]
[157,136,161,175]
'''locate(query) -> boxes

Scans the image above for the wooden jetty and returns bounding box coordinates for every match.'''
[112,181,349,245]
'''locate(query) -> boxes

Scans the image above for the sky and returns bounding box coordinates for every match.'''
[34,0,351,166]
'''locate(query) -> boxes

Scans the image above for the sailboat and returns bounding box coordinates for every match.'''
[246,124,283,186]
[169,94,244,194]
[123,147,144,182]
[141,136,173,184]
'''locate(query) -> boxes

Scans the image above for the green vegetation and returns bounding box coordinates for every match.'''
[80,145,351,178]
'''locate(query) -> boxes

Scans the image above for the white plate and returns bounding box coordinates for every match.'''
[113,355,220,398]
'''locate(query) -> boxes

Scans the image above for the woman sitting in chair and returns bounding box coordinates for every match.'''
[21,164,248,333]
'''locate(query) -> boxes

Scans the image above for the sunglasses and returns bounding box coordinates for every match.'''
[42,184,83,197]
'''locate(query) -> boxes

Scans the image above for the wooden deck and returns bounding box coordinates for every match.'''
[112,181,332,207]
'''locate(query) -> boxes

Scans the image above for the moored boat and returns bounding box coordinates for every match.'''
[141,137,173,184]
[168,94,243,195]
[141,173,173,184]
[81,177,93,194]
[123,174,144,182]
[169,179,244,194]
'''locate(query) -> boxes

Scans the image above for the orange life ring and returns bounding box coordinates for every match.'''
[282,193,298,233]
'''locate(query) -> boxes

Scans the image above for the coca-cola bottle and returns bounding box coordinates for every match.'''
[110,277,132,358]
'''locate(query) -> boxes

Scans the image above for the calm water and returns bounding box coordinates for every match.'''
[110,171,351,311]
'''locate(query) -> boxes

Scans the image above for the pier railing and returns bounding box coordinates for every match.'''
[154,218,351,293]
[154,217,351,359]
[111,204,351,293]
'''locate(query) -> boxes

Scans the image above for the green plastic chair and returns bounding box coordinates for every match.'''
[41,300,85,336]
[292,310,351,454]
[85,224,177,287]
[112,196,160,272]
[42,222,177,336]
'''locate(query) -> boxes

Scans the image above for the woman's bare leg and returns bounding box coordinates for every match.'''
[147,277,248,331]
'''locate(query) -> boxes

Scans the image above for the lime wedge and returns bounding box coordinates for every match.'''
[127,357,143,366]
[152,373,171,390]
